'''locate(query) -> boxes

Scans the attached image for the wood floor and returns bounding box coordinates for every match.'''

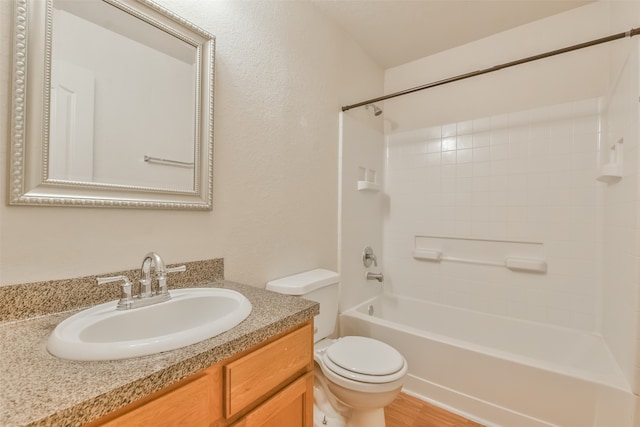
[385,393,485,427]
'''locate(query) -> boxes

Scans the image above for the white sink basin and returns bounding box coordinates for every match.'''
[47,288,252,361]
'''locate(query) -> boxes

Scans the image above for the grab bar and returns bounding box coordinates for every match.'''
[144,155,194,168]
[412,249,547,273]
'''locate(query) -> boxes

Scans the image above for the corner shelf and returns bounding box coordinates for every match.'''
[357,166,380,192]
[596,138,623,184]
[357,181,380,192]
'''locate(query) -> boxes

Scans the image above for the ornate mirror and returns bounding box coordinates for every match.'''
[9,0,215,209]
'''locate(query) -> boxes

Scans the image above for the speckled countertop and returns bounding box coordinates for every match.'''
[0,279,318,427]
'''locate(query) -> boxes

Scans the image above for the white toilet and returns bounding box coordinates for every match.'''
[266,269,407,427]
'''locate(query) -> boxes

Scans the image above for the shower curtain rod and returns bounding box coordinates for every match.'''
[341,27,640,112]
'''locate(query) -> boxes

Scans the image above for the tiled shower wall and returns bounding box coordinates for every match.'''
[384,98,603,332]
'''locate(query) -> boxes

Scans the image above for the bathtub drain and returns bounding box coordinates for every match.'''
[368,305,374,315]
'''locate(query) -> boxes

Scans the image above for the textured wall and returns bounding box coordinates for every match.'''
[0,0,383,286]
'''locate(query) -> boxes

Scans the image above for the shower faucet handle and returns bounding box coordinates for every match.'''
[362,246,378,267]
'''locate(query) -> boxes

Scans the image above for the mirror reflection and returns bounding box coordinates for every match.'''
[9,0,215,209]
[49,0,197,192]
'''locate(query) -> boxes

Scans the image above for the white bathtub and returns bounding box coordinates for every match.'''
[340,293,636,427]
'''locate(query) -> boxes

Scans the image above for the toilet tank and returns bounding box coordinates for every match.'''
[266,269,339,343]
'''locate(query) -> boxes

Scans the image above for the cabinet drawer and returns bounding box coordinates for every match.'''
[224,323,312,418]
[96,374,210,427]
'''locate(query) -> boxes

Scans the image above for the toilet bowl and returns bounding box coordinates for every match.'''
[314,336,407,427]
[266,269,408,427]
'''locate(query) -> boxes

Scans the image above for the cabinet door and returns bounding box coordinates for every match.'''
[231,372,313,427]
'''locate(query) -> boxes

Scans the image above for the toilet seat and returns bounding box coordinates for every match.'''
[320,336,407,384]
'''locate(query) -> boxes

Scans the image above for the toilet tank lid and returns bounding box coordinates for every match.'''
[265,269,339,295]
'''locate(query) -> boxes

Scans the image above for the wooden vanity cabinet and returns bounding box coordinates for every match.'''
[86,321,314,427]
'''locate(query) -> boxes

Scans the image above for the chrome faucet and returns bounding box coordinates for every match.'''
[366,272,384,282]
[140,252,187,299]
[363,246,383,282]
[140,252,167,297]
[97,252,186,310]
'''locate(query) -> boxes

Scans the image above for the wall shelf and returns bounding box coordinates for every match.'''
[357,180,380,192]
[357,166,380,192]
[596,138,623,184]
[412,235,547,274]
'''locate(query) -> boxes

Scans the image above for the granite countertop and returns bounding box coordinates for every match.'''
[0,280,318,427]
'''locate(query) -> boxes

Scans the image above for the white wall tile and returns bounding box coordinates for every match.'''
[472,131,491,147]
[473,161,491,177]
[574,115,600,136]
[551,136,573,155]
[457,120,474,135]
[490,159,509,176]
[442,123,457,137]
[442,150,456,164]
[490,144,509,161]
[383,98,606,334]
[427,140,442,152]
[442,136,457,151]
[457,149,473,164]
[491,128,510,146]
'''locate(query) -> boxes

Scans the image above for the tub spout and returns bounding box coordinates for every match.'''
[366,272,384,282]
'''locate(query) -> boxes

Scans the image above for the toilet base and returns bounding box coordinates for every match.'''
[319,366,399,427]
[315,400,386,427]
[314,368,347,427]
[314,403,347,427]
[347,407,386,427]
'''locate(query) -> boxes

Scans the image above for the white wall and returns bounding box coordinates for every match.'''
[0,1,383,287]
[383,2,611,133]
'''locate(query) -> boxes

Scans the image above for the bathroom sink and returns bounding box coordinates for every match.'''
[47,288,252,361]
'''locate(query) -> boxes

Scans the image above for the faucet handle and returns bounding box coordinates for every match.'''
[97,275,132,286]
[362,246,378,267]
[156,265,186,295]
[97,275,134,309]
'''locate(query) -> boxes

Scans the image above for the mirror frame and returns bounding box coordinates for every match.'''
[9,0,215,210]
